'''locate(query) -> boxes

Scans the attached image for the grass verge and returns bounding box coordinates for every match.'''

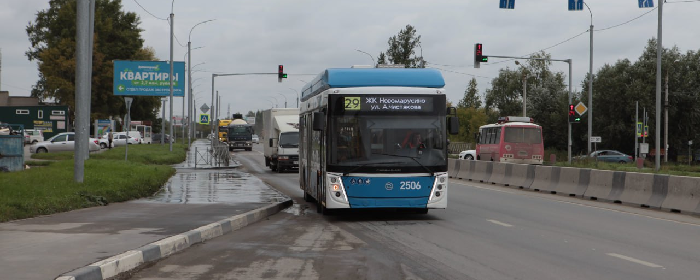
[0,143,187,222]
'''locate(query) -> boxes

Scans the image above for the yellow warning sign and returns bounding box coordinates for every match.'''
[575,102,588,116]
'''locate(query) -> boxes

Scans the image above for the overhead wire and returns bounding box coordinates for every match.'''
[132,0,167,21]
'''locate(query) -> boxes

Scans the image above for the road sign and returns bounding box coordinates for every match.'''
[590,136,602,143]
[499,0,515,9]
[639,0,654,8]
[200,103,210,114]
[199,114,210,125]
[568,0,584,11]
[636,122,643,137]
[575,102,587,116]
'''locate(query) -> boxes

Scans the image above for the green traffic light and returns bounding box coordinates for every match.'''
[480,57,488,62]
[282,74,288,78]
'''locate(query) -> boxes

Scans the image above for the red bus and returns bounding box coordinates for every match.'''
[476,116,544,165]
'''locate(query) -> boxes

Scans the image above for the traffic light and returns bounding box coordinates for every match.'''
[474,43,488,68]
[569,104,581,123]
[278,65,287,82]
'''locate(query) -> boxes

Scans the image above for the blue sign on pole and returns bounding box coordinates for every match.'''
[113,60,185,97]
[568,0,584,11]
[199,114,210,125]
[638,0,654,8]
[499,0,515,9]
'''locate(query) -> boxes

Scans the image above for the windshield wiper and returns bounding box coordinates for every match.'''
[372,152,433,175]
[343,161,404,176]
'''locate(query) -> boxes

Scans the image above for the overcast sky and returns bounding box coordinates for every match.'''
[1,0,699,118]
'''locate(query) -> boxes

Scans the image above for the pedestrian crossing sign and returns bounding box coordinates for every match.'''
[199,114,210,124]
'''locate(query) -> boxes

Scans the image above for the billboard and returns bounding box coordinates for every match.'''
[113,60,185,96]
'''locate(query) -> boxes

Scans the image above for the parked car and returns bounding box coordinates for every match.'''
[112,132,139,146]
[252,134,260,144]
[576,150,633,163]
[30,132,100,153]
[152,133,173,143]
[459,150,476,160]
[24,129,44,144]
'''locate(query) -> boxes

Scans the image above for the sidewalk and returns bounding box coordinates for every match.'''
[0,140,287,280]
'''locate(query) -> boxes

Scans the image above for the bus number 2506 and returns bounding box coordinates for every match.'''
[400,181,422,190]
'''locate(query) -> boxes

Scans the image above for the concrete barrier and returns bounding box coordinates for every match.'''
[489,162,508,185]
[583,170,615,200]
[662,176,700,214]
[503,164,535,189]
[531,165,554,192]
[617,172,655,207]
[472,161,493,183]
[448,159,458,178]
[552,167,589,197]
[456,160,472,180]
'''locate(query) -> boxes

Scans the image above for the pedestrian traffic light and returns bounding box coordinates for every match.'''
[474,43,488,68]
[569,104,581,123]
[278,65,287,82]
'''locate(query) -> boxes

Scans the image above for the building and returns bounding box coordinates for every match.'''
[0,91,70,138]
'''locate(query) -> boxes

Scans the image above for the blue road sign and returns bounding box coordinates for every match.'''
[568,0,584,11]
[639,0,654,8]
[499,0,515,9]
[113,60,185,97]
[199,114,210,125]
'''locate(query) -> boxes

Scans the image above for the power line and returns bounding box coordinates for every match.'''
[595,7,658,32]
[666,0,700,3]
[132,0,167,21]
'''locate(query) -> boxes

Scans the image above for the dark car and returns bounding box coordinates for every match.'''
[577,150,634,163]
[152,133,172,143]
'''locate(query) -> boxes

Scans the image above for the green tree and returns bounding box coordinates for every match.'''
[378,25,424,68]
[458,78,481,109]
[26,0,160,123]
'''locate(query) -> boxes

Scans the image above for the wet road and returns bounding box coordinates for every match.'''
[1,140,285,280]
[126,143,700,280]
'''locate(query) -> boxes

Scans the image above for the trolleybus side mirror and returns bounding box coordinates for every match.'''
[313,112,325,131]
[448,116,459,135]
[269,138,273,147]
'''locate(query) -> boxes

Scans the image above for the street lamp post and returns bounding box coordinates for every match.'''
[277,93,288,108]
[289,88,299,107]
[355,49,375,66]
[187,19,215,146]
[514,61,528,117]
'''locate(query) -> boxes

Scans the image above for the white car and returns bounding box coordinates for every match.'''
[25,129,44,144]
[112,133,139,146]
[459,150,476,160]
[30,132,100,153]
[252,134,260,144]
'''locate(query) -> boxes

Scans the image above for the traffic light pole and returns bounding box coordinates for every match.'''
[210,72,288,145]
[478,55,573,163]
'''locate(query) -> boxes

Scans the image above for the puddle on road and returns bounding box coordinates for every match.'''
[282,203,308,216]
[139,168,286,204]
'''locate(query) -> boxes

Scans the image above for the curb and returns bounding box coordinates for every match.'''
[55,199,293,280]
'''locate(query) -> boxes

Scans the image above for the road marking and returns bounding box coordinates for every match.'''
[450,180,700,228]
[606,253,664,268]
[487,219,513,227]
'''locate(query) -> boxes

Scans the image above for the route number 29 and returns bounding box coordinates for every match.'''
[344,97,361,110]
[400,181,422,190]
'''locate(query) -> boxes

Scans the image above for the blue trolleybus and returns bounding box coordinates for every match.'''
[298,68,459,214]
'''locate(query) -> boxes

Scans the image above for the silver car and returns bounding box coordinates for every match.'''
[30,132,100,153]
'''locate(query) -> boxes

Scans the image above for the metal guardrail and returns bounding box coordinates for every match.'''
[211,140,230,167]
[448,142,472,154]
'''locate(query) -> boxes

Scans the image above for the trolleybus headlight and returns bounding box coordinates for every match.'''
[332,184,340,191]
[330,177,337,183]
[335,192,341,197]
[437,184,444,190]
[435,191,441,197]
[440,177,446,183]
[279,156,289,160]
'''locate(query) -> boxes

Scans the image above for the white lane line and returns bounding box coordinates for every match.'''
[450,180,700,228]
[606,253,664,268]
[487,219,513,227]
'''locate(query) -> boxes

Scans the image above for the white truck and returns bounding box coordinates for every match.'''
[262,108,299,172]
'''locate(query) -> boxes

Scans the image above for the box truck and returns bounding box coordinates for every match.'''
[263,108,299,172]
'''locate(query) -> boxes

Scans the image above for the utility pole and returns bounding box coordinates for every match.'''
[635,101,638,160]
[522,73,527,117]
[655,0,664,170]
[168,12,174,152]
[665,72,669,162]
[161,98,166,144]
[74,0,92,183]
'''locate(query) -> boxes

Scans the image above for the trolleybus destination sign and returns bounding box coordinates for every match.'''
[339,95,435,113]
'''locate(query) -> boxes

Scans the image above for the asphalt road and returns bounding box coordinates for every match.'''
[125,143,700,280]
